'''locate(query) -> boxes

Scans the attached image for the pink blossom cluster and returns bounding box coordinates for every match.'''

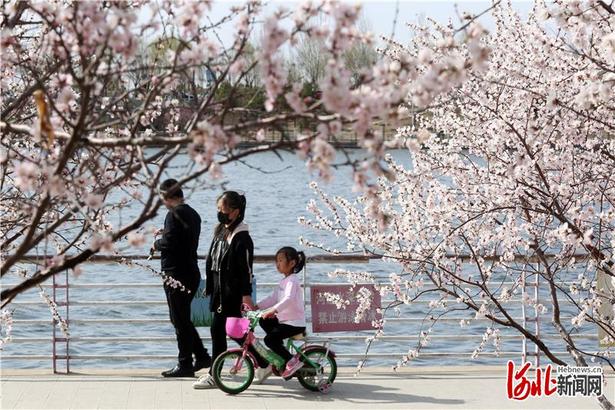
[259,14,289,111]
[319,291,350,310]
[471,327,501,359]
[38,287,69,337]
[188,120,230,165]
[0,309,13,350]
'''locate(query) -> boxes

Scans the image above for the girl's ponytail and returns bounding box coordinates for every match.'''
[294,251,306,273]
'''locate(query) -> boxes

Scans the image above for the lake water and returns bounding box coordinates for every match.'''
[2,149,598,370]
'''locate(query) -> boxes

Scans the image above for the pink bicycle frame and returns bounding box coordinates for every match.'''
[229,332,259,373]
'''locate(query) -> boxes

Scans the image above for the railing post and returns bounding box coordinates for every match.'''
[52,271,56,373]
[52,269,70,373]
[534,271,541,368]
[302,260,307,305]
[521,266,541,368]
[521,267,527,364]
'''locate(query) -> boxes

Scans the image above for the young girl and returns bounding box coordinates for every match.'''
[254,246,306,383]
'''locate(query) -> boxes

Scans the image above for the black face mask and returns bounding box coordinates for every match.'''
[217,211,232,225]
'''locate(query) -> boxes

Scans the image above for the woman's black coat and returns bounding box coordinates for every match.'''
[205,225,254,317]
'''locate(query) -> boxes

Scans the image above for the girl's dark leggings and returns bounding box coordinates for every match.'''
[259,317,306,364]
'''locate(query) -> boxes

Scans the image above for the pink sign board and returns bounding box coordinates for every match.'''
[310,284,382,333]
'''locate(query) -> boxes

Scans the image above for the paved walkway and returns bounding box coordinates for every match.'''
[1,366,612,409]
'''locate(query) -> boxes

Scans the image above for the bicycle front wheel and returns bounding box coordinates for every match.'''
[296,346,337,392]
[212,350,254,394]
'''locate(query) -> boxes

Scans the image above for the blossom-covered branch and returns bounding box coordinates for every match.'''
[304,1,614,408]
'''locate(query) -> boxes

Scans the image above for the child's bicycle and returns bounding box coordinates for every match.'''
[211,308,337,395]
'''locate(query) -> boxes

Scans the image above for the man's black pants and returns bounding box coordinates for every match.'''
[164,273,209,368]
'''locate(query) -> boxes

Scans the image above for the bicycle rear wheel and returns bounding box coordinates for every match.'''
[296,347,337,392]
[212,350,254,394]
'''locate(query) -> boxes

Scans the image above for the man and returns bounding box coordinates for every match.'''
[152,179,211,377]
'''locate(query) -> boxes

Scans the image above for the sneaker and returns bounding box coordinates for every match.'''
[254,365,273,385]
[192,374,217,389]
[281,357,303,378]
[193,355,212,372]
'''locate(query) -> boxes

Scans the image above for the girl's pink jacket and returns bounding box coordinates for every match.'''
[257,273,306,326]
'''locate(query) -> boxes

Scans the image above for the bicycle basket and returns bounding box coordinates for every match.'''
[225,317,250,338]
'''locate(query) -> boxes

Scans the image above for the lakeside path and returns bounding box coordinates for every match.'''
[2,366,613,409]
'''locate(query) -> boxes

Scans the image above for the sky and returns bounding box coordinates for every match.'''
[199,0,534,48]
[359,1,533,43]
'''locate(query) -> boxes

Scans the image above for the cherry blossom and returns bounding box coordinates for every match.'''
[304,2,614,407]
[0,309,13,350]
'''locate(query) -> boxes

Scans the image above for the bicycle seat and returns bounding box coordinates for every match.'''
[291,331,306,340]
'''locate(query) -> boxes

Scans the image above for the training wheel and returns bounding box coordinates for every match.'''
[317,381,331,394]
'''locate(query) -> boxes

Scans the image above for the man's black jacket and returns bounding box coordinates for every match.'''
[154,203,201,276]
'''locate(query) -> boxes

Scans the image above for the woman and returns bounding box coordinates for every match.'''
[193,191,267,389]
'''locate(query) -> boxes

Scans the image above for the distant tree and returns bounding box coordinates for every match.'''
[293,32,327,86]
[342,16,378,85]
[239,41,262,89]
